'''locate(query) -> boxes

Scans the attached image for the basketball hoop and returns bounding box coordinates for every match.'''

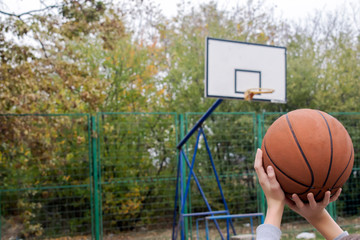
[244,88,275,101]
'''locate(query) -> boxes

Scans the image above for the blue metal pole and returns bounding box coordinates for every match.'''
[181,151,225,240]
[180,130,202,215]
[205,213,264,239]
[177,99,223,149]
[250,217,254,234]
[183,210,228,217]
[205,219,210,240]
[206,213,263,220]
[177,130,201,240]
[174,98,224,239]
[196,218,204,240]
[200,127,236,235]
[226,219,230,240]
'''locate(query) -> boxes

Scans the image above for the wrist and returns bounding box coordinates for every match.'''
[306,209,343,240]
[265,201,285,228]
[305,209,328,224]
[267,199,285,213]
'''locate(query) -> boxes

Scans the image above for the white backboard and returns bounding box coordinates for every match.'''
[205,37,287,103]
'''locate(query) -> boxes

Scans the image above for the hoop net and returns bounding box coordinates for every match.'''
[244,88,275,101]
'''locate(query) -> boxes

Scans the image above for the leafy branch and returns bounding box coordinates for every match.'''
[0,5,59,18]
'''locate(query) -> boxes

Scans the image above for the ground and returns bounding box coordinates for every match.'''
[3,216,360,240]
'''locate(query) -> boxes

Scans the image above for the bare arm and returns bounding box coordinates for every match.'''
[254,149,285,229]
[286,190,343,240]
[254,148,345,240]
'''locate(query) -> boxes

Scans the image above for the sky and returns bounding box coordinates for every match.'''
[155,0,358,22]
[1,0,359,23]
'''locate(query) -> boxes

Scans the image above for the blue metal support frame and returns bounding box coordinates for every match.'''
[173,130,227,240]
[172,99,264,239]
[177,99,223,149]
[200,127,236,234]
[181,146,225,239]
[173,98,239,240]
[196,217,204,240]
[205,213,264,240]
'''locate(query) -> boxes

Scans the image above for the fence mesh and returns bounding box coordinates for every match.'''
[97,113,178,239]
[0,114,92,239]
[0,112,359,239]
[331,113,360,232]
[183,112,261,239]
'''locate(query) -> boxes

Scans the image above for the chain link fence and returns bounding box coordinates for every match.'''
[183,112,260,239]
[0,112,359,239]
[0,114,93,239]
[97,113,178,239]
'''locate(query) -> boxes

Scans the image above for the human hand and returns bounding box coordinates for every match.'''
[285,189,341,222]
[254,148,285,228]
[285,189,343,240]
[254,148,285,208]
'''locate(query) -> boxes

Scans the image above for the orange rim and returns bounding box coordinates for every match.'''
[244,88,274,101]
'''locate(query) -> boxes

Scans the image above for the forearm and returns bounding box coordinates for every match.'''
[306,209,343,240]
[264,203,284,229]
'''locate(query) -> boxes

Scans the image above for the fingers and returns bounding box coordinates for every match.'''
[254,148,278,183]
[307,192,317,209]
[267,166,278,185]
[285,197,297,210]
[307,191,331,209]
[321,191,331,206]
[330,188,342,202]
[292,193,305,209]
[253,148,263,169]
[291,190,338,210]
[254,149,266,178]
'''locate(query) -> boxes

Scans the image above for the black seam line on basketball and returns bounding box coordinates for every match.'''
[317,111,333,189]
[296,190,323,197]
[285,114,315,189]
[263,138,311,190]
[331,147,353,189]
[314,189,322,199]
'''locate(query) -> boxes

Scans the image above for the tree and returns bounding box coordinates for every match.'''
[155,1,291,113]
[0,0,169,236]
[1,0,359,238]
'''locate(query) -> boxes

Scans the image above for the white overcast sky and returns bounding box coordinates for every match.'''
[157,0,358,21]
[1,0,359,23]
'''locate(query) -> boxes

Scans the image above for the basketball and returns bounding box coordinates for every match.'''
[261,109,354,201]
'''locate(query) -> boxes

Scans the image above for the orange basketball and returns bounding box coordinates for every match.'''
[261,109,354,201]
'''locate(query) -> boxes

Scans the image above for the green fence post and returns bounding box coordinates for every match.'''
[328,202,337,220]
[91,116,101,240]
[0,191,2,240]
[257,114,267,215]
[184,113,193,240]
[89,115,95,240]
[179,114,189,239]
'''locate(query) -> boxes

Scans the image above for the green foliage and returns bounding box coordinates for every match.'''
[0,115,91,238]
[1,0,359,113]
[285,30,360,112]
[98,113,177,231]
[156,1,289,113]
